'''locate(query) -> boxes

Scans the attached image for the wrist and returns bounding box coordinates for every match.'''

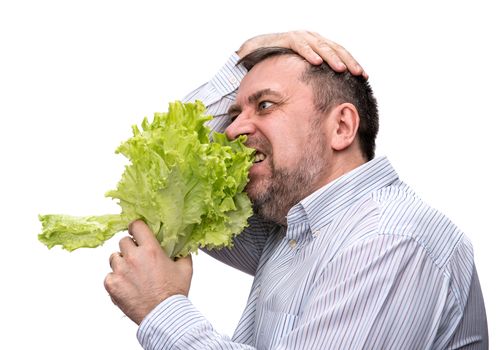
[137,295,207,349]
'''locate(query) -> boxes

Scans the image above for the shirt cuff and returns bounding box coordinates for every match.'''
[137,295,208,350]
[211,52,247,97]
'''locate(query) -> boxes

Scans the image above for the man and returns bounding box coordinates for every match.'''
[105,32,488,349]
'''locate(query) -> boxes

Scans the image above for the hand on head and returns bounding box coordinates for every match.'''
[237,30,368,79]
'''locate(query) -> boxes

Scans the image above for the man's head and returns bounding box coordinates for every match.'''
[226,47,378,225]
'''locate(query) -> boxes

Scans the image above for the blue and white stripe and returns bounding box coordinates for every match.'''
[137,55,488,349]
[182,53,245,135]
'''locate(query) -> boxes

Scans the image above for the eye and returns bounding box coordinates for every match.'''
[258,101,274,110]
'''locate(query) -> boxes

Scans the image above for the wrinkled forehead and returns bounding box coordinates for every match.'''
[237,55,308,101]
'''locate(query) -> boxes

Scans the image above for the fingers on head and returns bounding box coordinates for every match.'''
[307,31,366,78]
[288,33,323,65]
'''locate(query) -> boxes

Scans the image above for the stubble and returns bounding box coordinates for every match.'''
[249,119,329,225]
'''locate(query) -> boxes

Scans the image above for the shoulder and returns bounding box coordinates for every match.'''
[368,184,480,319]
[370,180,473,271]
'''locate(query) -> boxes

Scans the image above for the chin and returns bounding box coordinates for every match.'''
[245,178,269,203]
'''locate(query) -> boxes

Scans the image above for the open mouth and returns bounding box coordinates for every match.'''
[254,151,266,163]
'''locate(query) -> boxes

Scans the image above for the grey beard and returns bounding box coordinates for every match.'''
[251,153,326,226]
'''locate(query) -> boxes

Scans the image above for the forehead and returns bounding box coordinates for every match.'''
[237,55,309,101]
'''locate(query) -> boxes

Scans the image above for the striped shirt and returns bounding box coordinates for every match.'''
[137,54,488,349]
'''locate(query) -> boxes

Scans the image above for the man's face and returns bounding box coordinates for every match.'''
[226,55,334,224]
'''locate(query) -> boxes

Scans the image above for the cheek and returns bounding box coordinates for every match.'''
[272,139,306,168]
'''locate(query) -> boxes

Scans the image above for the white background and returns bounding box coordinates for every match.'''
[0,0,498,348]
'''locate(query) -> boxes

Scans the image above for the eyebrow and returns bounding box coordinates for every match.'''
[248,88,282,104]
[228,88,283,116]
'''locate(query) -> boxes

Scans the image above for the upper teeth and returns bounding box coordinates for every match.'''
[254,152,266,163]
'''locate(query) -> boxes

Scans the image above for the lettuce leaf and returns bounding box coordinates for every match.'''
[38,101,254,258]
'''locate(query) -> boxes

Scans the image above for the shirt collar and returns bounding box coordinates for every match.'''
[286,157,399,235]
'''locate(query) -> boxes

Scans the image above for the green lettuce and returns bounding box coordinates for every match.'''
[38,101,254,258]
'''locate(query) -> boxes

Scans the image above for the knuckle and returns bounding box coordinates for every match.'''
[304,30,317,38]
[334,43,345,51]
[104,274,115,291]
[295,39,310,49]
[317,40,332,50]
[290,30,305,41]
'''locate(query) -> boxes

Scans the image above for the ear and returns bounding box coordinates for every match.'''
[328,103,360,152]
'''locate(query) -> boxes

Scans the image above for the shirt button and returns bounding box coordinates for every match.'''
[313,230,320,237]
[229,76,237,85]
[289,239,297,248]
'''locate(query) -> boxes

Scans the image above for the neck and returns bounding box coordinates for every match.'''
[313,150,367,195]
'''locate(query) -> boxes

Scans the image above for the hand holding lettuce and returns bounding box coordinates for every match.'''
[38,101,254,258]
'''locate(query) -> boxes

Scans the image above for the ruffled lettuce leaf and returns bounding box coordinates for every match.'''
[38,100,254,258]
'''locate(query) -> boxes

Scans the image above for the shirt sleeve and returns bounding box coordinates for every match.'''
[202,215,278,276]
[137,295,256,350]
[182,52,246,134]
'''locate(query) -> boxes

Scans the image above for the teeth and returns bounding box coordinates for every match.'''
[254,152,266,163]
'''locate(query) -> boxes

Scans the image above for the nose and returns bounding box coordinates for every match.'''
[225,112,256,141]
